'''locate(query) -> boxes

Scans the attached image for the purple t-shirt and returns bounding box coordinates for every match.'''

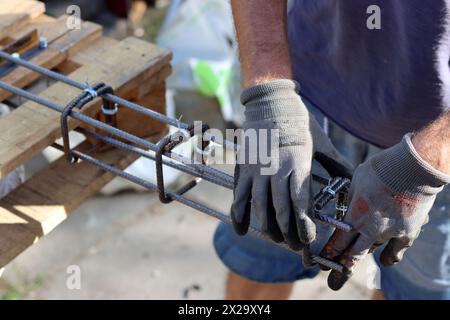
[288,0,450,147]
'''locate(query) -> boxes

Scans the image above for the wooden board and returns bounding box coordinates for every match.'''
[0,15,103,101]
[0,0,172,269]
[0,37,171,179]
[0,29,39,61]
[111,82,168,141]
[0,117,166,269]
[0,0,45,40]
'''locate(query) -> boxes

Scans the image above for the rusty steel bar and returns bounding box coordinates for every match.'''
[0,50,353,272]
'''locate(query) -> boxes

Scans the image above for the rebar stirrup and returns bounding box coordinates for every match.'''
[155,124,210,203]
[60,82,117,163]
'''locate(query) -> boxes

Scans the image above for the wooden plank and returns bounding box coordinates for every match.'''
[103,82,168,140]
[0,16,102,101]
[130,64,172,100]
[11,14,103,58]
[80,82,168,149]
[0,48,65,102]
[12,15,73,49]
[52,19,102,56]
[0,123,167,268]
[0,37,171,179]
[69,37,172,95]
[0,29,39,59]
[0,0,45,40]
[69,37,118,65]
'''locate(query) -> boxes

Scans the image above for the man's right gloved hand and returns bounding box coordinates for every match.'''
[231,80,353,250]
[321,134,450,290]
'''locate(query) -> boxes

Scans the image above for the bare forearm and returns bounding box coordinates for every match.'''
[231,0,292,88]
[412,111,450,174]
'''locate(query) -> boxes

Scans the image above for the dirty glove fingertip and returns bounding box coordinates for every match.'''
[328,270,351,291]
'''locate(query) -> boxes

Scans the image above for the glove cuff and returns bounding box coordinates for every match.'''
[371,133,450,198]
[241,79,307,121]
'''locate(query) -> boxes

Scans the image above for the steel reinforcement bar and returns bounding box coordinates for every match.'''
[0,50,352,272]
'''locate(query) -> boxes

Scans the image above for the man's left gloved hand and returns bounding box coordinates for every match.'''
[321,133,450,290]
[230,80,353,251]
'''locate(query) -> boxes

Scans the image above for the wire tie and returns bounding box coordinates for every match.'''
[323,185,336,197]
[101,103,118,115]
[83,80,98,99]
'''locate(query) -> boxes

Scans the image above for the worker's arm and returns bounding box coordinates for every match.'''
[229,1,353,250]
[413,111,450,174]
[231,0,293,88]
[322,111,450,290]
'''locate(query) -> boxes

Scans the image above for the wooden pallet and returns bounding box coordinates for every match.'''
[0,0,171,268]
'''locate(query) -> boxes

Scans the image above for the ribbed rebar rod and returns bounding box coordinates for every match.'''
[0,50,84,89]
[71,149,344,273]
[0,50,237,150]
[0,80,351,231]
[0,81,351,232]
[76,127,234,189]
[313,210,352,233]
[0,56,350,272]
[0,81,233,185]
[0,50,330,191]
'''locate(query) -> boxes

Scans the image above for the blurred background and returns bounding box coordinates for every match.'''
[0,0,374,299]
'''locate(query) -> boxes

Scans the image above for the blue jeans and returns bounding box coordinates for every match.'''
[213,108,450,300]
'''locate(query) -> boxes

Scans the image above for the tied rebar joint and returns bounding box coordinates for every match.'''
[336,191,349,220]
[61,82,117,163]
[155,124,210,204]
[314,177,350,211]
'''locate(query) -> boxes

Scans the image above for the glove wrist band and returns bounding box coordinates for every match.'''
[371,133,450,198]
[241,79,308,122]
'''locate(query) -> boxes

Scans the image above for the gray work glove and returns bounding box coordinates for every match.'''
[231,80,353,250]
[321,133,450,290]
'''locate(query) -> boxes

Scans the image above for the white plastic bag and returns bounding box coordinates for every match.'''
[157,0,244,125]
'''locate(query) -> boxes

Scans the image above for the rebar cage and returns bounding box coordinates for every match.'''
[0,49,352,273]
